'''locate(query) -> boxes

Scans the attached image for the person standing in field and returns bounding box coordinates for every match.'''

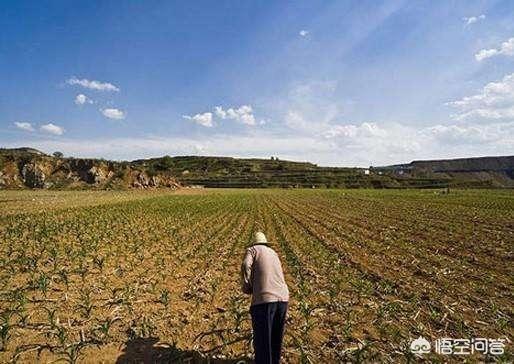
[241,231,289,364]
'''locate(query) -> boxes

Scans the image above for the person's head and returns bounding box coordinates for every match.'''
[252,231,271,246]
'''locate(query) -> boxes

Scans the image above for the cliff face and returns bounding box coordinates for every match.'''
[0,149,180,190]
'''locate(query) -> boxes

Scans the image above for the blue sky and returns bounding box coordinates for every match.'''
[1,0,514,166]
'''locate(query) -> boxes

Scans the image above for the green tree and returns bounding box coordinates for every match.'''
[154,156,174,171]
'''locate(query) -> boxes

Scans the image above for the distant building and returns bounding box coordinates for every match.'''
[363,169,370,175]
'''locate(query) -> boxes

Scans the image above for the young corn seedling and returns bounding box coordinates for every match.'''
[44,307,59,330]
[127,316,157,339]
[78,267,88,283]
[37,272,51,297]
[58,268,70,290]
[229,297,247,332]
[291,334,313,364]
[158,289,170,307]
[0,312,12,351]
[11,288,27,312]
[95,317,120,342]
[78,290,94,319]
[58,341,85,364]
[93,255,106,272]
[48,247,59,273]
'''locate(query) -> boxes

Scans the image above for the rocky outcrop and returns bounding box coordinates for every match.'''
[129,172,180,189]
[21,163,46,188]
[88,166,107,184]
[132,172,148,188]
[137,172,149,187]
[0,149,181,190]
[150,176,160,187]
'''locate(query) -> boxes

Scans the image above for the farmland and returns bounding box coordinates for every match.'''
[0,189,512,363]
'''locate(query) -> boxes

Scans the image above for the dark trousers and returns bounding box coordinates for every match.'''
[250,301,288,364]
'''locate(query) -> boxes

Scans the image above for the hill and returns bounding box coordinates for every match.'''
[0,147,512,189]
[375,155,514,188]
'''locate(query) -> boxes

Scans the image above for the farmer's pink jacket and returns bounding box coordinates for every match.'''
[241,244,289,306]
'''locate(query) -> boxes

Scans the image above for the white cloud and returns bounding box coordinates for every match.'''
[183,112,213,127]
[186,105,258,127]
[446,72,514,122]
[277,81,503,163]
[475,48,498,61]
[463,14,485,26]
[213,106,226,119]
[66,77,120,92]
[74,94,93,105]
[14,122,35,132]
[2,134,334,164]
[322,120,513,162]
[101,108,126,120]
[322,122,421,157]
[279,77,513,162]
[421,124,500,144]
[323,122,387,139]
[214,105,256,125]
[40,123,64,135]
[451,107,514,121]
[475,37,514,61]
[285,110,311,131]
[4,120,513,167]
[299,30,309,37]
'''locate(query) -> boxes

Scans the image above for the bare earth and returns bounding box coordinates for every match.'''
[0,188,512,363]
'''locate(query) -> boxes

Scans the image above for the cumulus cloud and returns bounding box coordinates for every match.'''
[66,77,120,92]
[322,120,513,162]
[74,94,93,105]
[421,124,499,144]
[14,122,35,132]
[475,37,514,61]
[215,105,256,125]
[101,108,126,120]
[185,105,258,127]
[183,112,213,127]
[323,122,387,139]
[446,72,514,121]
[40,123,64,135]
[463,14,485,26]
[279,81,512,163]
[475,49,498,61]
[299,30,309,37]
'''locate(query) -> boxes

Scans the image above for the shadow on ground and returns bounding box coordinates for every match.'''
[116,337,253,364]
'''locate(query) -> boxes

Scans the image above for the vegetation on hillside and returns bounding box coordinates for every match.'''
[1,148,513,189]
